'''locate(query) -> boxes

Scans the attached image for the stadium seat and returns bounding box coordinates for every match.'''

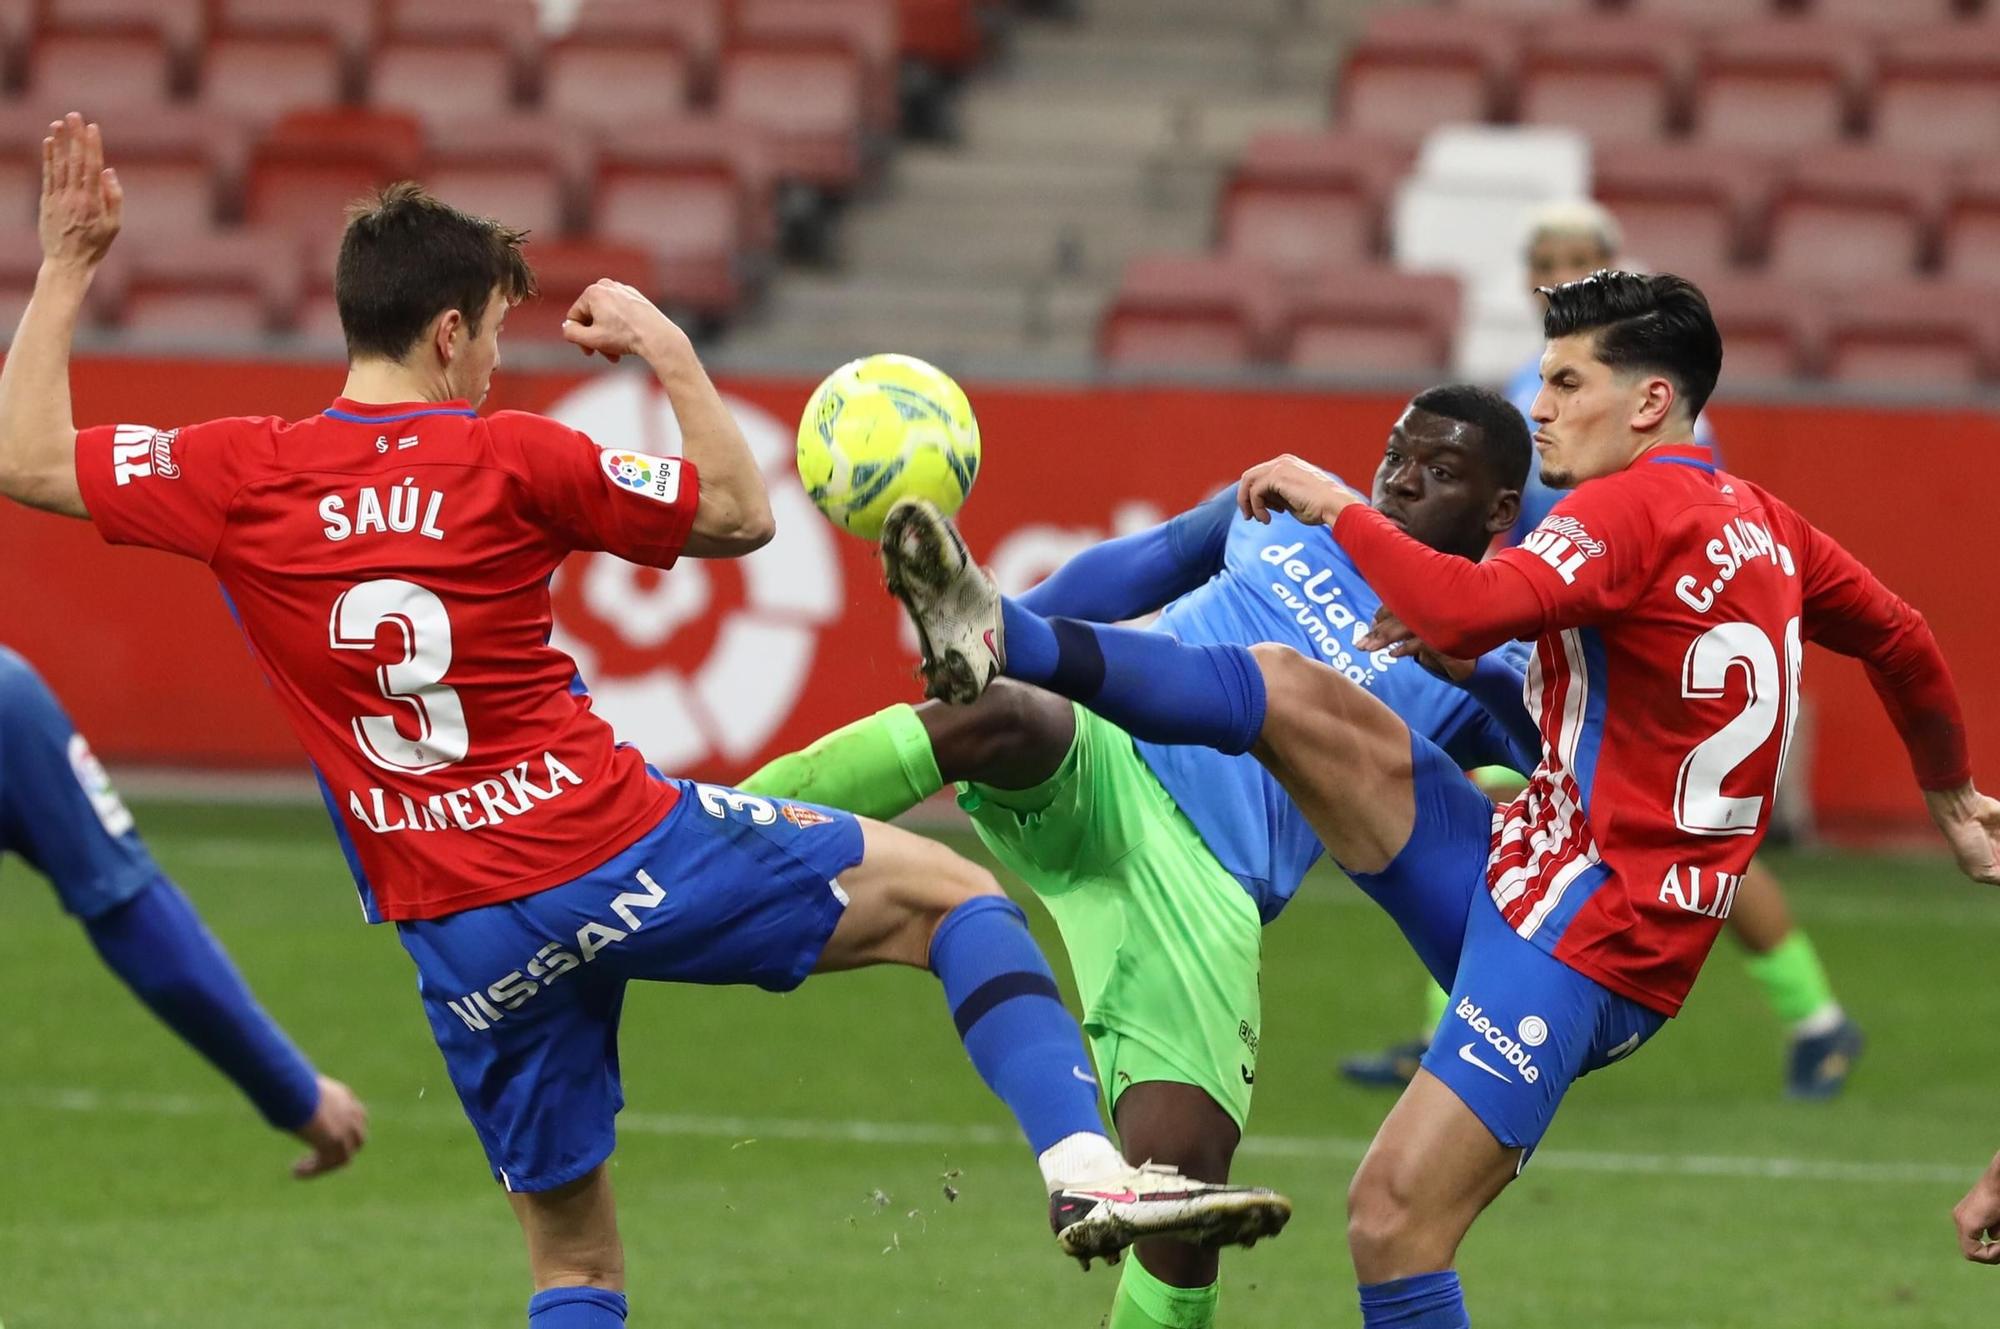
[1690,21,1869,153]
[1218,132,1411,276]
[244,109,426,238]
[1765,147,1945,286]
[1280,267,1460,375]
[1805,0,1963,23]
[46,0,205,71]
[542,41,693,130]
[1940,158,2000,286]
[1098,254,1280,368]
[198,35,348,126]
[1516,19,1696,145]
[0,0,34,87]
[1592,146,1769,281]
[0,107,238,229]
[717,42,869,191]
[897,0,984,75]
[589,119,777,317]
[1333,10,1519,143]
[1823,282,2000,386]
[423,117,588,240]
[1873,27,2000,162]
[212,0,376,65]
[509,239,663,344]
[101,229,303,337]
[1449,0,1596,13]
[23,31,175,113]
[736,0,901,135]
[369,36,523,124]
[1625,0,1784,21]
[1697,276,1823,381]
[562,0,726,93]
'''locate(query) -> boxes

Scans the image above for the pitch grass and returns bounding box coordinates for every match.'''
[1,801,1996,1328]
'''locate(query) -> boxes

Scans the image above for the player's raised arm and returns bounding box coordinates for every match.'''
[562,280,773,557]
[1016,489,1235,623]
[0,113,121,519]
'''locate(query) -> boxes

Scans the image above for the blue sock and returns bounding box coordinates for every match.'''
[528,1287,627,1328]
[1358,1272,1469,1328]
[930,894,1104,1154]
[999,598,1266,754]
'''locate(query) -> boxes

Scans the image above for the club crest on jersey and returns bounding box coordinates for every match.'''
[600,449,683,506]
[781,803,834,829]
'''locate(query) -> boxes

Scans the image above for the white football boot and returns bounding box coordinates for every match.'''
[879,497,1003,704]
[1047,1161,1293,1269]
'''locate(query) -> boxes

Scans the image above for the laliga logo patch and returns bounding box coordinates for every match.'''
[600,449,683,505]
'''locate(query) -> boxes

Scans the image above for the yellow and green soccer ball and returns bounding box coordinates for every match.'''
[796,353,981,540]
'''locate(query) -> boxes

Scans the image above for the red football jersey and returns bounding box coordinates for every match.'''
[76,398,701,922]
[1336,445,1968,1015]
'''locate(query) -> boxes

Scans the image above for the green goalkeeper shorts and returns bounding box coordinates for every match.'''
[958,703,1263,1129]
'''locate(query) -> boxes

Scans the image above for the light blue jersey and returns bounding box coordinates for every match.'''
[1135,508,1528,924]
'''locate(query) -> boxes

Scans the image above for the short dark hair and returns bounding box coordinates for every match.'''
[1539,269,1722,421]
[1408,382,1532,491]
[335,182,536,362]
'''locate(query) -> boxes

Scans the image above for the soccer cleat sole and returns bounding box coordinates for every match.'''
[1055,1190,1293,1270]
[880,498,995,704]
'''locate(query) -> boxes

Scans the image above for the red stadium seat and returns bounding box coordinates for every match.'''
[542,43,693,129]
[0,0,35,83]
[1805,0,1962,23]
[1626,0,1783,20]
[1765,147,1945,286]
[212,0,376,64]
[1333,10,1518,142]
[897,0,983,74]
[1218,132,1411,276]
[102,228,303,336]
[510,239,663,344]
[385,0,540,48]
[564,0,726,91]
[1873,27,2000,161]
[244,109,426,239]
[0,106,239,229]
[23,31,174,113]
[1690,21,1870,153]
[1517,19,1696,144]
[370,37,522,124]
[1823,282,2000,385]
[1280,267,1460,375]
[46,0,205,67]
[717,42,868,191]
[589,119,777,316]
[1940,158,2000,286]
[424,117,589,240]
[1450,0,1596,13]
[736,0,900,135]
[1098,254,1281,368]
[198,35,348,126]
[1697,276,1823,381]
[1592,146,1769,281]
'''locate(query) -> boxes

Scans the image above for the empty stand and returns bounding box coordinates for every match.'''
[898,0,986,75]
[737,0,902,135]
[1333,10,1517,143]
[1698,275,1823,382]
[1765,147,1945,286]
[1592,146,1767,280]
[244,109,425,238]
[542,41,693,129]
[103,229,303,337]
[1517,19,1695,144]
[717,42,869,191]
[211,0,376,64]
[1690,21,1868,153]
[46,0,206,69]
[510,239,663,344]
[1281,267,1459,374]
[1218,132,1410,275]
[1824,283,1999,386]
[24,31,175,114]
[425,117,589,240]
[198,34,348,125]
[1941,158,2000,285]
[370,35,522,124]
[1874,27,2000,162]
[565,0,726,92]
[1099,254,1279,367]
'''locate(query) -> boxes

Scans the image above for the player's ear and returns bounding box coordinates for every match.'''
[1486,485,1521,536]
[432,307,464,366]
[1631,375,1676,433]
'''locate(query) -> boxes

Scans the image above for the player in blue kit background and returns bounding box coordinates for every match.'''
[0,645,369,1176]
[743,384,1539,1329]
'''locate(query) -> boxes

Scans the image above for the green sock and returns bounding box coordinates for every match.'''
[1422,980,1449,1042]
[1742,931,1840,1033]
[1108,1258,1219,1329]
[737,704,943,821]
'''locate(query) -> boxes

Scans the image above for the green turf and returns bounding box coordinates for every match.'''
[1,803,1995,1327]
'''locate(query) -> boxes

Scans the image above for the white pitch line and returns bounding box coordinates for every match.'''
[1,1088,1973,1188]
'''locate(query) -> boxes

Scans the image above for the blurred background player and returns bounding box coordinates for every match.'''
[1339,202,1863,1102]
[0,645,367,1178]
[744,384,1538,1329]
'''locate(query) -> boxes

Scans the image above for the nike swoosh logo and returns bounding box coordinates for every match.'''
[1074,1189,1139,1203]
[1605,1032,1641,1062]
[1071,1065,1098,1086]
[1458,1042,1512,1083]
[982,628,998,659]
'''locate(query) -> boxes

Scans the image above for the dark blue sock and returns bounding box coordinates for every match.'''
[930,894,1104,1154]
[528,1286,627,1327]
[999,598,1266,755]
[1359,1272,1469,1328]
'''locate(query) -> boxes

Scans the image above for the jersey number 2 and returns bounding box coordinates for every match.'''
[1674,618,1802,837]
[329,579,470,774]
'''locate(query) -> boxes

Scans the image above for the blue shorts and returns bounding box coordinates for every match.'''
[397,780,864,1192]
[1350,731,1665,1155]
[0,647,161,919]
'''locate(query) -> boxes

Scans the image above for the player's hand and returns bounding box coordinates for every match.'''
[1359,607,1474,681]
[561,279,688,366]
[1924,783,2000,886]
[1237,454,1360,528]
[40,113,121,271]
[1953,1152,2000,1264]
[290,1074,368,1180]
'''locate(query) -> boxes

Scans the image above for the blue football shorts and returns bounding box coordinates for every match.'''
[1348,729,1666,1156]
[397,778,864,1192]
[0,646,162,919]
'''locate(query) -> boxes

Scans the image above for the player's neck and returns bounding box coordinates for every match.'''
[339,358,459,407]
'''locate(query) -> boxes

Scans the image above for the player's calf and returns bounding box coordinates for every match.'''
[508,1164,628,1327]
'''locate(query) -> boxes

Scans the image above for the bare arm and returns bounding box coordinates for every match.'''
[0,113,122,519]
[561,280,774,558]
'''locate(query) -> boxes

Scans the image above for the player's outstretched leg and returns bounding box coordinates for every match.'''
[1729,860,1864,1098]
[509,1164,628,1328]
[815,819,1293,1267]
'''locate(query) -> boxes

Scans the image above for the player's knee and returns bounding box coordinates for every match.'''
[1345,1159,1422,1266]
[1121,1118,1235,1185]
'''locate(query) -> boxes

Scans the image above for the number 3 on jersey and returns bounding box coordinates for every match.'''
[330,578,470,774]
[1674,618,1802,836]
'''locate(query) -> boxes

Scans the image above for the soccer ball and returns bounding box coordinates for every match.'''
[796,353,981,540]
